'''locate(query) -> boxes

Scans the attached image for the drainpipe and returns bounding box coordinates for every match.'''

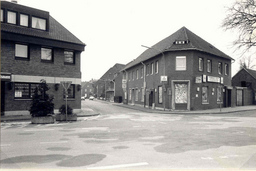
[141,62,146,108]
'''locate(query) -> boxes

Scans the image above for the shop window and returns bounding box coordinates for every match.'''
[7,11,16,24]
[218,62,222,75]
[155,61,159,73]
[15,44,28,59]
[158,86,163,104]
[41,48,53,61]
[202,86,209,104]
[20,14,28,27]
[207,60,212,73]
[32,17,46,30]
[64,84,75,99]
[217,86,222,103]
[14,83,37,99]
[199,58,203,71]
[64,51,75,64]
[176,56,186,71]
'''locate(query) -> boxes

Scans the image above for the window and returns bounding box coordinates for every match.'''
[202,86,209,104]
[141,67,143,78]
[218,62,222,75]
[123,72,126,80]
[135,89,139,101]
[20,14,29,27]
[141,88,144,102]
[14,83,37,99]
[217,86,222,103]
[129,89,132,100]
[7,11,16,24]
[146,64,150,75]
[64,51,74,64]
[225,63,229,75]
[207,60,212,73]
[32,17,46,30]
[151,63,154,75]
[176,56,186,70]
[155,61,159,73]
[65,84,75,98]
[136,69,139,79]
[132,71,135,80]
[15,44,28,59]
[158,86,163,104]
[1,9,4,22]
[199,58,203,71]
[41,48,52,61]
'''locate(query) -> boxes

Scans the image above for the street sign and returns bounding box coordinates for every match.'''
[161,76,168,82]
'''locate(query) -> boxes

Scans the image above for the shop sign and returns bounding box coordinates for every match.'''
[161,76,168,82]
[221,77,224,84]
[1,73,12,81]
[122,83,126,89]
[195,76,202,83]
[203,75,207,82]
[122,79,127,84]
[207,76,220,83]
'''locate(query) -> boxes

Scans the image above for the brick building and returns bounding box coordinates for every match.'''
[1,1,85,115]
[81,80,95,98]
[122,27,233,110]
[232,68,256,105]
[95,63,125,102]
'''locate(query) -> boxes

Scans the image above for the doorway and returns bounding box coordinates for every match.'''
[172,81,190,110]
[149,91,153,107]
[1,81,6,115]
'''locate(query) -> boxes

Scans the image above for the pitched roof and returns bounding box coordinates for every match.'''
[244,68,256,80]
[1,1,85,46]
[123,27,233,70]
[100,63,125,80]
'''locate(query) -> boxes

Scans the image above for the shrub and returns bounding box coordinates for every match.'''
[59,104,73,115]
[29,79,54,117]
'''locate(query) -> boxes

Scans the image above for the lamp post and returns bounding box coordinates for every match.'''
[141,45,166,110]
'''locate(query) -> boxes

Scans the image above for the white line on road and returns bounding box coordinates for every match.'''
[87,162,149,169]
[24,129,54,132]
[40,141,68,144]
[0,144,11,147]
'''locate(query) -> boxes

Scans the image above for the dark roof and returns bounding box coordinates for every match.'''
[123,27,233,70]
[1,1,85,46]
[100,63,125,81]
[244,68,256,80]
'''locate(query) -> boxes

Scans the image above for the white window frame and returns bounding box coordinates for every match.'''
[176,56,186,71]
[20,14,29,27]
[32,16,46,30]
[199,57,203,71]
[225,63,229,75]
[155,61,159,74]
[207,59,212,73]
[218,62,222,75]
[7,11,16,24]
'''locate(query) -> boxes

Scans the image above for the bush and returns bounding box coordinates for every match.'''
[59,104,73,115]
[29,79,54,117]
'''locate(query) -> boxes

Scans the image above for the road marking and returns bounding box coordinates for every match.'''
[201,157,213,160]
[24,129,54,132]
[40,141,68,144]
[87,162,149,169]
[82,127,109,131]
[0,144,11,147]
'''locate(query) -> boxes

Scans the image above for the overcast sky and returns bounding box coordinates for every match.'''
[18,0,243,81]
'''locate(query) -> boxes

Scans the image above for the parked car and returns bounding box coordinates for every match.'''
[81,96,85,100]
[89,96,94,100]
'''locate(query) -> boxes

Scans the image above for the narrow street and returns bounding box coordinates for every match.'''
[1,100,256,169]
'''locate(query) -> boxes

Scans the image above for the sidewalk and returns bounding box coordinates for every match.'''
[113,103,256,115]
[0,108,100,122]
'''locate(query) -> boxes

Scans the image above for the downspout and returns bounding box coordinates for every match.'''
[141,62,146,108]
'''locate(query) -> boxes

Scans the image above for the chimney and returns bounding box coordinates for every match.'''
[11,0,18,3]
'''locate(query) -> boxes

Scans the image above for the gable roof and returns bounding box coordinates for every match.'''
[100,63,125,81]
[246,68,256,79]
[1,1,85,46]
[123,27,233,70]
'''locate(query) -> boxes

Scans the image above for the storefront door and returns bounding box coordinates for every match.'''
[173,83,189,110]
[149,91,153,107]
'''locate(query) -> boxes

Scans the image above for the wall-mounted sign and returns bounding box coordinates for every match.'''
[203,75,207,82]
[207,76,220,83]
[221,77,224,84]
[195,76,202,83]
[122,79,127,84]
[161,76,168,82]
[1,73,12,81]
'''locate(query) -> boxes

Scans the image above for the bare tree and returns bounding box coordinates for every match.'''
[239,55,256,69]
[222,0,256,51]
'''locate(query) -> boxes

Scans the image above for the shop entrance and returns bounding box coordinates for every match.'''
[172,81,190,110]
[1,81,5,115]
[149,91,153,107]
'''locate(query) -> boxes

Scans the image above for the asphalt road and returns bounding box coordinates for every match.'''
[1,99,256,169]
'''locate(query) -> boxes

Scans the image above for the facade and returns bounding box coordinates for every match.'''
[232,68,256,105]
[122,27,233,110]
[81,80,95,98]
[95,63,125,102]
[1,1,85,115]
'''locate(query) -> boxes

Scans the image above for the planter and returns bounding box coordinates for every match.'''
[55,114,77,121]
[31,115,55,124]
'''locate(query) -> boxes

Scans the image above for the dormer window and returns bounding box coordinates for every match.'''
[7,11,16,24]
[174,40,189,45]
[32,17,46,30]
[20,14,29,27]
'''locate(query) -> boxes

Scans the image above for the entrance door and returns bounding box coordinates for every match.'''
[132,89,135,105]
[149,91,153,107]
[174,83,188,110]
[1,81,5,115]
[237,89,243,106]
[227,89,232,107]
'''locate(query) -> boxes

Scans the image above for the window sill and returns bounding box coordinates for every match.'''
[64,62,75,65]
[41,60,53,63]
[15,57,29,61]
[202,102,209,105]
[14,98,32,101]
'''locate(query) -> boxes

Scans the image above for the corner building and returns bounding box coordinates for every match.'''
[122,27,233,110]
[1,1,85,115]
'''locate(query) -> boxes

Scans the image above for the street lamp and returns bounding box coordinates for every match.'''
[141,45,166,111]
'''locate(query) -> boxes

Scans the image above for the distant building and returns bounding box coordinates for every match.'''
[232,68,256,105]
[122,27,233,110]
[95,63,125,102]
[1,1,85,115]
[81,80,95,98]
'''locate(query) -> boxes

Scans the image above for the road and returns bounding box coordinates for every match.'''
[1,99,256,169]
